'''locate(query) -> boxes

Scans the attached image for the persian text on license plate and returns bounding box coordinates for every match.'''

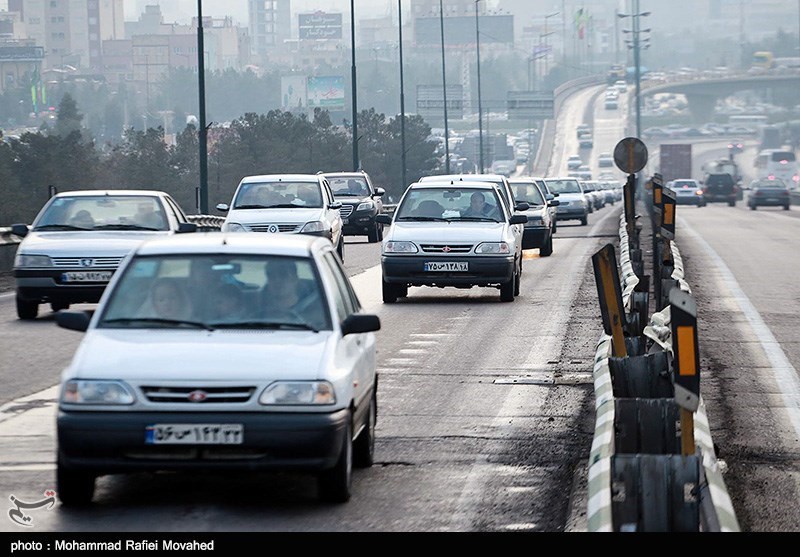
[424,261,468,272]
[62,271,114,282]
[145,423,244,445]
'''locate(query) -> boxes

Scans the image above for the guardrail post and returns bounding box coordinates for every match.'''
[593,243,627,358]
[670,288,700,456]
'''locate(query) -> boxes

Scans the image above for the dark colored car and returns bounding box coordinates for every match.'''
[747,178,791,210]
[323,171,386,243]
[509,178,559,256]
[727,139,744,155]
[702,173,737,206]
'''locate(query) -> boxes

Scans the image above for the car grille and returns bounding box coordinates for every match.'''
[339,205,355,218]
[141,386,256,404]
[247,224,301,233]
[51,257,124,268]
[420,244,473,253]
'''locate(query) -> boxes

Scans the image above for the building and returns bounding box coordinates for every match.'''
[249,0,291,62]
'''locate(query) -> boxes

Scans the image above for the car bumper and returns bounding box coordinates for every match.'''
[675,196,704,205]
[57,408,350,474]
[750,198,789,206]
[381,255,515,287]
[342,209,378,234]
[555,206,587,220]
[14,270,115,304]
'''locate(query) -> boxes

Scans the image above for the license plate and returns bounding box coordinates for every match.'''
[61,271,114,282]
[766,198,778,202]
[424,261,468,272]
[342,218,349,224]
[145,424,244,445]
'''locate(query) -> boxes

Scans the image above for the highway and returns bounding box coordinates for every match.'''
[1,81,799,532]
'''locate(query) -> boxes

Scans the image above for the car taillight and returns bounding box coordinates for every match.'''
[793,175,800,183]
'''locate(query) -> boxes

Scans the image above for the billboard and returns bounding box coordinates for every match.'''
[506,91,554,120]
[416,85,464,120]
[299,12,343,40]
[307,76,345,111]
[415,15,513,46]
[281,75,308,110]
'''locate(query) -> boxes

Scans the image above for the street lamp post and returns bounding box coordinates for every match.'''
[196,0,209,214]
[398,0,407,189]
[618,2,650,139]
[439,0,450,174]
[475,0,484,173]
[350,0,359,171]
[543,11,559,80]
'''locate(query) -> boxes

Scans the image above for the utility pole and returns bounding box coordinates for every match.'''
[633,0,642,139]
[197,0,208,214]
[350,0,359,171]
[398,0,407,189]
[475,0,484,174]
[439,0,450,174]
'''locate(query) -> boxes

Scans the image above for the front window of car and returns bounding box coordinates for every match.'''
[545,179,582,194]
[511,182,545,206]
[98,254,332,332]
[233,181,323,209]
[33,195,169,231]
[395,187,504,222]
[327,176,369,197]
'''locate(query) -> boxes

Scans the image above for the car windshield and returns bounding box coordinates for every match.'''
[395,187,504,222]
[98,254,332,331]
[233,181,322,209]
[328,176,369,197]
[545,179,582,194]
[33,195,169,231]
[510,182,545,206]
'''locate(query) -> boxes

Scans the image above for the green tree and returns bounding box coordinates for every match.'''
[54,93,83,138]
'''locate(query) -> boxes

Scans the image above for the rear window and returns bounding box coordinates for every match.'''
[706,174,734,186]
[673,180,697,188]
[771,152,796,163]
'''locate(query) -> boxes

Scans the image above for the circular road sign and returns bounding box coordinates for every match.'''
[613,137,648,174]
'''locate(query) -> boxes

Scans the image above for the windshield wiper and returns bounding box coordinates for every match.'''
[101,317,212,330]
[396,216,449,222]
[93,224,160,231]
[334,193,359,197]
[34,224,91,231]
[209,321,319,333]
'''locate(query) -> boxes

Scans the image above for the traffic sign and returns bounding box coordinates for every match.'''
[614,137,648,174]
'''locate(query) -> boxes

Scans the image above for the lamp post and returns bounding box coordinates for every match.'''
[350,0,359,171]
[439,0,450,174]
[475,0,484,173]
[542,11,559,80]
[196,0,208,214]
[618,2,650,139]
[398,0,407,189]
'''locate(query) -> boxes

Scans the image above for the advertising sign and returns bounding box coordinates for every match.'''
[299,12,343,40]
[307,76,345,111]
[416,85,464,120]
[281,75,308,110]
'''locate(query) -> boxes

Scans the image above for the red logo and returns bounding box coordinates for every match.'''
[187,390,208,402]
[442,246,451,252]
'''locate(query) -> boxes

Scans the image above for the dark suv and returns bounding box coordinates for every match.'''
[702,173,737,206]
[323,171,386,243]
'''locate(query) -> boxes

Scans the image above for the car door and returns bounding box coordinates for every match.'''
[321,180,343,246]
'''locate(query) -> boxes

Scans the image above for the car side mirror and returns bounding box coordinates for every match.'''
[56,310,91,333]
[11,223,29,238]
[341,313,381,336]
[549,199,561,207]
[515,201,530,212]
[374,187,385,197]
[177,222,197,234]
[509,214,528,225]
[215,203,229,212]
[330,201,343,210]
[375,214,392,225]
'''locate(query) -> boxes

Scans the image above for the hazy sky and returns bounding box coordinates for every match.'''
[124,1,400,26]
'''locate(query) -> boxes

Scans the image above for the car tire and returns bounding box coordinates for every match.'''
[367,223,380,243]
[728,200,736,207]
[377,223,384,241]
[337,237,345,262]
[51,302,70,313]
[750,204,756,210]
[382,280,398,304]
[513,264,521,297]
[16,295,38,320]
[396,283,408,298]
[318,417,352,503]
[784,205,790,211]
[552,221,557,234]
[57,458,95,506]
[540,233,553,257]
[500,276,515,302]
[580,216,588,226]
[353,392,376,468]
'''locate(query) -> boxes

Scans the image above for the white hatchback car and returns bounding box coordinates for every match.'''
[376,180,528,303]
[216,174,345,261]
[54,233,380,505]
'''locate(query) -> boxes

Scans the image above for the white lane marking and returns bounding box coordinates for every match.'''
[448,206,622,531]
[0,292,14,300]
[679,219,800,440]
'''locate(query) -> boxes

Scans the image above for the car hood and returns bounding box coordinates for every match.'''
[226,208,325,224]
[18,231,166,256]
[551,192,585,201]
[522,206,548,218]
[65,329,333,381]
[387,221,507,242]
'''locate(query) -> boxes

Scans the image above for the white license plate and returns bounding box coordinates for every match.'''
[342,218,349,224]
[145,424,244,445]
[61,271,114,282]
[424,261,469,272]
[766,198,778,202]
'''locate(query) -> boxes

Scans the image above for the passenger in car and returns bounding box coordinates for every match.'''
[208,283,247,322]
[415,200,445,217]
[147,278,193,322]
[261,259,326,329]
[461,192,500,219]
[69,209,95,228]
[133,202,166,229]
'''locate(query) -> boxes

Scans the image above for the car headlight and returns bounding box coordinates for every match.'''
[301,221,330,233]
[383,241,418,253]
[475,242,510,254]
[60,380,135,405]
[222,222,246,232]
[14,254,53,268]
[259,381,336,405]
[356,200,374,212]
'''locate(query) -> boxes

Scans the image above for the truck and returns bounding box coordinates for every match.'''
[659,143,692,185]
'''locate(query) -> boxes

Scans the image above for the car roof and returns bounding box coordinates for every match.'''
[322,171,369,177]
[239,174,323,184]
[407,180,498,190]
[132,232,326,258]
[54,190,169,197]
[420,173,508,183]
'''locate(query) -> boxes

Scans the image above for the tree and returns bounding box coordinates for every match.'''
[54,93,83,138]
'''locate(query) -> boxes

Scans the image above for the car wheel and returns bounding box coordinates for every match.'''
[540,233,553,257]
[500,276,515,302]
[318,417,352,503]
[367,223,380,243]
[377,223,384,241]
[513,264,521,297]
[337,237,345,262]
[353,392,376,468]
[750,204,756,210]
[51,302,70,313]
[397,283,408,298]
[580,216,588,226]
[784,205,790,211]
[382,280,398,304]
[728,200,736,207]
[552,221,557,234]
[57,458,96,506]
[16,295,38,320]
